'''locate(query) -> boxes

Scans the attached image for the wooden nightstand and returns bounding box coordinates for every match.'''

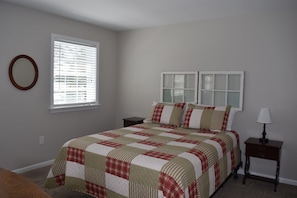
[123,117,144,127]
[243,137,283,192]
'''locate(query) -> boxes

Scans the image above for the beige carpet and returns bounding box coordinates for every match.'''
[21,165,297,198]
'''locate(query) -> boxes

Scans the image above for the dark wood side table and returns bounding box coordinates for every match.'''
[243,137,283,192]
[123,117,144,127]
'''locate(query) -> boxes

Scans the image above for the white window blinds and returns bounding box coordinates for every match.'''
[51,34,99,112]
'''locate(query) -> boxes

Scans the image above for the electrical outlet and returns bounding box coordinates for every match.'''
[39,136,45,144]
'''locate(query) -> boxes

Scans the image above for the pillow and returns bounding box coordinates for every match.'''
[181,101,197,125]
[182,104,231,132]
[144,102,185,126]
[143,101,158,124]
[226,108,238,131]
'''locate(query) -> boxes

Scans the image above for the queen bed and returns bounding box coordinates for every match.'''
[44,102,241,197]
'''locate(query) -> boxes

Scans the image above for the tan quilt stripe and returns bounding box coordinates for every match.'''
[107,146,143,163]
[175,126,194,133]
[210,111,225,130]
[129,181,159,198]
[169,107,184,126]
[106,189,123,198]
[129,164,160,189]
[119,145,147,155]
[144,128,166,136]
[53,147,67,162]
[215,132,234,151]
[195,142,218,167]
[218,156,228,186]
[161,157,196,190]
[64,177,87,194]
[107,135,139,145]
[140,123,161,128]
[197,172,210,198]
[85,166,105,187]
[115,128,141,135]
[68,138,95,150]
[84,152,106,171]
[146,135,176,144]
[81,136,104,144]
[153,144,189,156]
[200,109,213,129]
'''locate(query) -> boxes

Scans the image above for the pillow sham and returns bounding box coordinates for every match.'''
[182,104,231,132]
[143,101,158,124]
[181,101,197,125]
[144,102,185,126]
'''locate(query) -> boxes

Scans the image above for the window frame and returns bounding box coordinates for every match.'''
[160,71,198,103]
[50,33,100,113]
[198,71,244,111]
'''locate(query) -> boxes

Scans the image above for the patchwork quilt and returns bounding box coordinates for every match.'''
[44,123,240,198]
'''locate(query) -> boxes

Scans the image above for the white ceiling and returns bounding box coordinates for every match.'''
[2,0,296,31]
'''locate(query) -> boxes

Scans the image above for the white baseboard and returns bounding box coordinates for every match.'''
[11,160,297,187]
[13,159,54,174]
[238,168,297,186]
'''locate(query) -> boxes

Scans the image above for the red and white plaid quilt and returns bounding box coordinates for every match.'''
[45,123,240,198]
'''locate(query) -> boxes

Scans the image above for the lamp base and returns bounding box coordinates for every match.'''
[259,138,269,144]
[259,124,269,144]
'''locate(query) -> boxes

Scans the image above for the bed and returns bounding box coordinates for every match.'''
[44,102,241,198]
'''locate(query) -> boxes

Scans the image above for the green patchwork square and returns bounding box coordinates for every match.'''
[129,164,159,189]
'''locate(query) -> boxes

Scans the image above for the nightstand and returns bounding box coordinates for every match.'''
[123,117,144,127]
[243,137,283,192]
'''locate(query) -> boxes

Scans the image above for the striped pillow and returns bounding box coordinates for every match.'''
[182,104,231,132]
[145,102,185,126]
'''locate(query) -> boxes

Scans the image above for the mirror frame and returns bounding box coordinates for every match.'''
[9,54,39,90]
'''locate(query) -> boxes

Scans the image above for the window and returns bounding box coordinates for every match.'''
[198,71,244,111]
[50,34,99,112]
[161,72,198,103]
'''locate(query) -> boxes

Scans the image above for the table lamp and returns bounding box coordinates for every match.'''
[257,108,272,144]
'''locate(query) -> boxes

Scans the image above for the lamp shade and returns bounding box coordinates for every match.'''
[257,108,272,124]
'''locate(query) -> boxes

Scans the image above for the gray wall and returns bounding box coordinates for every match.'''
[1,2,297,185]
[117,9,297,183]
[0,3,118,170]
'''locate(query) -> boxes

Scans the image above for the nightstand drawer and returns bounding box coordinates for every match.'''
[246,144,279,160]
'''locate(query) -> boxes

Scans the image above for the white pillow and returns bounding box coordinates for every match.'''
[143,101,158,123]
[226,108,238,131]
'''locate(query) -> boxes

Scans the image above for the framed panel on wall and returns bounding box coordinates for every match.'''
[161,71,198,103]
[198,71,244,111]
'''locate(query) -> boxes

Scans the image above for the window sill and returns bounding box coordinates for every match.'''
[49,104,100,113]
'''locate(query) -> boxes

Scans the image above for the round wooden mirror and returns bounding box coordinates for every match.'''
[9,55,38,90]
